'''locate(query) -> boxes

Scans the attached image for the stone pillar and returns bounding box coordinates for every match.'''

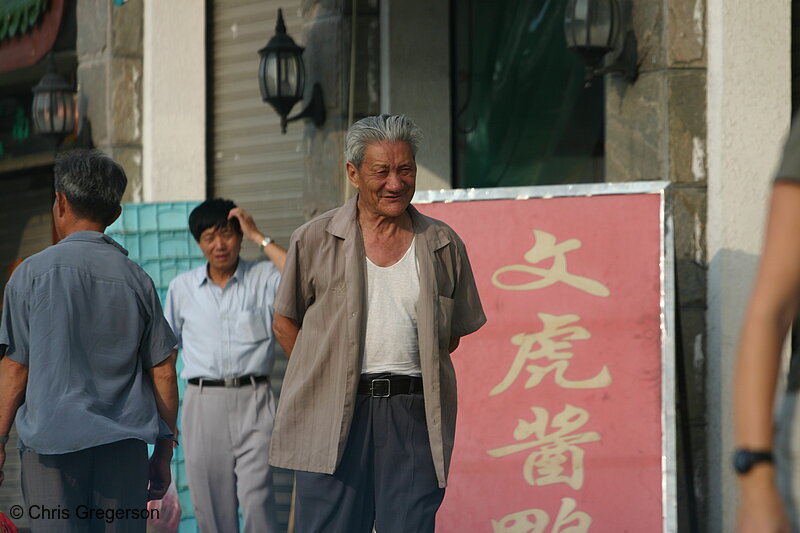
[605,0,708,529]
[142,0,206,202]
[300,0,381,219]
[76,0,144,202]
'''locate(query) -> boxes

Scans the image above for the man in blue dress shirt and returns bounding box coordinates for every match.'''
[164,199,286,533]
[0,149,179,533]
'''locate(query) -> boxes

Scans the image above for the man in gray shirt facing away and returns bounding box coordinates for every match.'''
[0,149,179,533]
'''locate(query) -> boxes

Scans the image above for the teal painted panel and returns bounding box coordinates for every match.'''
[110,231,200,261]
[140,259,205,290]
[178,517,199,533]
[109,202,200,234]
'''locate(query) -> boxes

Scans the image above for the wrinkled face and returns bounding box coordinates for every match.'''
[197,223,242,272]
[347,141,417,219]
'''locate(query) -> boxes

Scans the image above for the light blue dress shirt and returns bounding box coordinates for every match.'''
[164,259,281,380]
[0,231,176,454]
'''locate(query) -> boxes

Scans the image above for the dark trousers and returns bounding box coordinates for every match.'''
[295,392,445,533]
[20,439,149,533]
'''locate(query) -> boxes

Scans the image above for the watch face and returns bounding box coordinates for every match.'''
[733,450,754,473]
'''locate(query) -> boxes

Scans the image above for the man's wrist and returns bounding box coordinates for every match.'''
[153,439,176,456]
[157,434,179,446]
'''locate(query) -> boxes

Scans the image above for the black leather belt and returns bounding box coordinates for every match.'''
[187,375,269,388]
[358,375,423,397]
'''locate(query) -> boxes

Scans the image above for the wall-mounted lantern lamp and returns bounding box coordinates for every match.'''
[258,8,325,134]
[31,53,78,137]
[564,0,638,86]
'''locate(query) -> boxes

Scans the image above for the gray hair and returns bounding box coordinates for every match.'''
[54,149,127,225]
[344,114,423,168]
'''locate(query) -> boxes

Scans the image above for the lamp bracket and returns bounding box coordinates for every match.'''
[283,83,326,133]
[592,31,638,83]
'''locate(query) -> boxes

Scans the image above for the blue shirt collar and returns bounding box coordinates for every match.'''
[196,258,245,287]
[60,231,129,256]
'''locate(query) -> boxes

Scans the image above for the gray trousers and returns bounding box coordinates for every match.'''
[20,439,149,533]
[182,379,278,533]
[295,392,445,533]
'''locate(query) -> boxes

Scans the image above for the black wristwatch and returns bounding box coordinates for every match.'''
[732,448,774,474]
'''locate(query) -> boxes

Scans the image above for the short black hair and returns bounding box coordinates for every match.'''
[189,198,241,241]
[54,149,127,225]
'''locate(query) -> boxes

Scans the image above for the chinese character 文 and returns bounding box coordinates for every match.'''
[490,313,611,396]
[491,498,592,533]
[492,230,610,297]
[487,404,601,489]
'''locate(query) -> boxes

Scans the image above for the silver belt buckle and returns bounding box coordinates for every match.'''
[224,377,241,387]
[370,378,391,397]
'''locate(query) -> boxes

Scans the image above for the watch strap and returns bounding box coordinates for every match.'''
[733,448,774,474]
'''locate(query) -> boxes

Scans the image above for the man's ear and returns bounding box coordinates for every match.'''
[54,192,68,217]
[107,205,122,226]
[346,162,360,190]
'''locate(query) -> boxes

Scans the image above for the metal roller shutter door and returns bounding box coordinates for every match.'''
[212,0,306,260]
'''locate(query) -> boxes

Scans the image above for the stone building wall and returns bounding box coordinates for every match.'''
[300,0,380,219]
[76,0,144,203]
[605,0,708,529]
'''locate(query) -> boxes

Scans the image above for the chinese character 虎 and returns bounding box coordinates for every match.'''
[490,313,611,396]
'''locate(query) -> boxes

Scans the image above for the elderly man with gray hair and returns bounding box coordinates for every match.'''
[270,114,486,532]
[0,149,179,533]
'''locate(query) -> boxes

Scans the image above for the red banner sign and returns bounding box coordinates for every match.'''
[414,185,674,533]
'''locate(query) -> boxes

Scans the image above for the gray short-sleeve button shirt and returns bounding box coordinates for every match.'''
[0,231,176,454]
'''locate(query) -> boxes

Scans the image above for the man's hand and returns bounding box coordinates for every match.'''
[228,207,288,271]
[273,313,300,358]
[737,490,790,533]
[737,469,791,533]
[228,207,264,246]
[0,355,28,489]
[147,440,173,501]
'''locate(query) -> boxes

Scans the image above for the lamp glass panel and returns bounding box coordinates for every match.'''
[32,93,47,132]
[278,52,304,99]
[588,0,614,48]
[258,54,268,100]
[570,0,589,47]
[265,54,279,98]
[33,92,56,133]
[54,94,66,132]
[62,93,76,133]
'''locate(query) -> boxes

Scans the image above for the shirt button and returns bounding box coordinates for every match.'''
[351,312,356,318]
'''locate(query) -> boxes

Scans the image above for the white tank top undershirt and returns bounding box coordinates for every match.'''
[361,237,421,376]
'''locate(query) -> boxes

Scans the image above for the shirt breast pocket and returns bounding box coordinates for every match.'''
[235,309,269,344]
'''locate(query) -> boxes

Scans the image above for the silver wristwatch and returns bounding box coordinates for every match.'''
[259,236,273,249]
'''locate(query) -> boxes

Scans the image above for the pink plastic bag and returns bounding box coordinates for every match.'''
[0,512,18,533]
[146,481,181,533]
